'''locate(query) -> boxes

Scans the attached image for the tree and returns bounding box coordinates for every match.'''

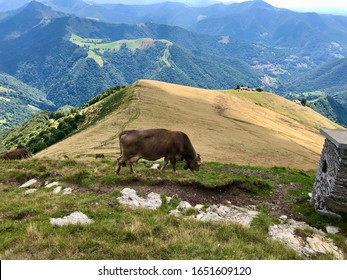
[301,98,307,106]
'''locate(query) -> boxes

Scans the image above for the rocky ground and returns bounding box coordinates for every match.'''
[17,172,347,260]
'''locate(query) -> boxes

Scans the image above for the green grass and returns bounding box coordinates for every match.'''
[0,158,345,259]
[0,183,299,260]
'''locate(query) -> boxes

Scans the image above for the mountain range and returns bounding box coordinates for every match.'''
[1,0,347,128]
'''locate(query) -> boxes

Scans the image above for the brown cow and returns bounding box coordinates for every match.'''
[115,128,201,174]
[0,148,33,160]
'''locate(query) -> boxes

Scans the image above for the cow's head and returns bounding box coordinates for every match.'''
[184,154,201,171]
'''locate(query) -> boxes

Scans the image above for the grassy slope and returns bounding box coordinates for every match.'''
[37,80,341,170]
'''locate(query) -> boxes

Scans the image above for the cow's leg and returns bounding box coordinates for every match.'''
[115,156,125,175]
[161,157,169,171]
[170,158,177,172]
[128,162,134,174]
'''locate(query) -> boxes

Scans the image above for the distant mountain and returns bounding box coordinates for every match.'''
[20,0,347,65]
[0,1,262,112]
[0,72,55,129]
[18,0,346,91]
[308,95,347,128]
[286,58,347,106]
[1,1,347,128]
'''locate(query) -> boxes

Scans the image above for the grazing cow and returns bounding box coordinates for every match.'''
[115,128,201,174]
[0,148,32,160]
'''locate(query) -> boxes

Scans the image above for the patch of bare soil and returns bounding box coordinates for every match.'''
[90,167,305,221]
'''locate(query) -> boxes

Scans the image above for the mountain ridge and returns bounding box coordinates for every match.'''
[31,80,341,170]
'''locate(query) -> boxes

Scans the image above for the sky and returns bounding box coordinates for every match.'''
[92,0,347,14]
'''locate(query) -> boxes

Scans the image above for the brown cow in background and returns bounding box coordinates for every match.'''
[0,148,33,160]
[115,128,201,174]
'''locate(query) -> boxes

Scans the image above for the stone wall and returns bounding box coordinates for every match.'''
[311,139,347,215]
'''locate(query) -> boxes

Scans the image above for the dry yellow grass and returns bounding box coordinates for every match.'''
[37,80,341,170]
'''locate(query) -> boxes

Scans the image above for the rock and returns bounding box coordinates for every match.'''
[150,163,160,170]
[50,212,94,226]
[118,188,162,210]
[53,186,62,194]
[140,192,162,210]
[269,219,344,259]
[279,215,288,222]
[19,179,37,188]
[194,204,204,211]
[169,209,181,216]
[177,201,193,210]
[45,181,60,188]
[25,189,37,194]
[326,226,340,234]
[63,188,73,195]
[197,211,223,222]
[195,205,258,227]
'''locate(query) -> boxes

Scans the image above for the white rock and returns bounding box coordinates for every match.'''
[25,189,37,194]
[269,219,343,259]
[203,205,258,227]
[280,215,288,222]
[53,186,62,194]
[118,188,162,210]
[50,212,94,226]
[197,211,223,222]
[326,226,340,234]
[63,188,73,195]
[121,188,137,196]
[19,179,37,188]
[150,163,160,170]
[194,204,204,211]
[141,192,162,210]
[169,209,181,216]
[45,181,60,188]
[177,201,193,210]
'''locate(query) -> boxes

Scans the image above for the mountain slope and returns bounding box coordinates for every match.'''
[0,2,263,112]
[0,72,55,129]
[286,58,347,106]
[29,0,347,62]
[36,80,341,170]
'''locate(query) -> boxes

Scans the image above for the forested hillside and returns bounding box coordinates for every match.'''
[0,73,55,129]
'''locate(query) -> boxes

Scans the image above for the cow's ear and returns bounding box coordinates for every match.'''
[197,154,201,162]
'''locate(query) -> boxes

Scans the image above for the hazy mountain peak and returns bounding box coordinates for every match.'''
[18,0,64,18]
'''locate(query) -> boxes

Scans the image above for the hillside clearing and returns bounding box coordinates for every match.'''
[37,80,341,170]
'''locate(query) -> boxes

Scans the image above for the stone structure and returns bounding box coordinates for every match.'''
[311,128,347,216]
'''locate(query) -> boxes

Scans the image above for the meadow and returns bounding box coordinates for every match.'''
[0,158,346,260]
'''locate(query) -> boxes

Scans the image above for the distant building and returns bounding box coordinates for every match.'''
[239,86,255,91]
[311,128,347,217]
